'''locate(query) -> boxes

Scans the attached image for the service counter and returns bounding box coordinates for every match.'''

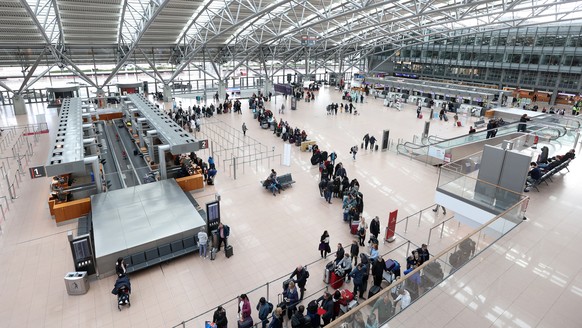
[175,174,205,192]
[52,197,91,223]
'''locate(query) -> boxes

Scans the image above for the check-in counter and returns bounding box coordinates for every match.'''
[175,174,204,192]
[52,197,91,223]
[300,140,317,152]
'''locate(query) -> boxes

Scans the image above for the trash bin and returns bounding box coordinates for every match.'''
[212,231,219,249]
[64,271,90,295]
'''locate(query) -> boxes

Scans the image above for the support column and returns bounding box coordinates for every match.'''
[264,79,273,96]
[158,145,170,180]
[12,94,26,115]
[96,88,106,109]
[163,84,172,102]
[218,80,226,99]
[549,73,561,106]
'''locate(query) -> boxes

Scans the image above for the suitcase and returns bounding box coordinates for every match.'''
[350,220,360,235]
[361,142,364,149]
[443,114,449,122]
[418,113,423,119]
[330,271,344,290]
[383,271,395,284]
[368,285,382,298]
[238,316,253,328]
[324,261,334,284]
[374,144,378,151]
[456,121,462,127]
[295,140,301,146]
[210,248,217,260]
[225,245,233,258]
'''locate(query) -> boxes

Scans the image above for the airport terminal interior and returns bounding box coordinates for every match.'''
[0,1,582,328]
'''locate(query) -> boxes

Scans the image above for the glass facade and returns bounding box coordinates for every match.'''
[390,25,582,96]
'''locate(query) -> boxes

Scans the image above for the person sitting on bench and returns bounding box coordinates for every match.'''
[524,162,542,192]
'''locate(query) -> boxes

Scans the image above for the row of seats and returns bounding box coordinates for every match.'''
[260,173,296,189]
[124,235,200,273]
[530,159,572,191]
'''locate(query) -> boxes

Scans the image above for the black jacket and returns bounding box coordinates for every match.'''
[370,219,380,235]
[350,243,359,257]
[335,247,345,264]
[372,259,385,278]
[213,310,228,328]
[290,268,309,288]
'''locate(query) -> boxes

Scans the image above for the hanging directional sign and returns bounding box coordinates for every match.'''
[29,166,47,179]
[199,139,209,149]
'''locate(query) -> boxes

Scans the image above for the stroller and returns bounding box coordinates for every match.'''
[112,275,131,310]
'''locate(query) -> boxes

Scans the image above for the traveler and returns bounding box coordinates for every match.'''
[284,281,299,319]
[369,136,377,150]
[317,292,334,326]
[371,258,385,287]
[335,243,345,265]
[115,257,127,277]
[363,134,370,150]
[238,294,252,320]
[350,239,360,266]
[416,244,430,264]
[213,306,228,328]
[336,254,353,282]
[257,297,274,328]
[350,263,367,299]
[369,244,379,262]
[198,230,208,258]
[242,122,248,136]
[517,114,530,132]
[350,145,358,160]
[216,223,230,252]
[319,231,331,259]
[291,305,308,328]
[370,294,393,324]
[432,204,446,215]
[290,266,310,300]
[394,288,411,310]
[269,307,284,328]
[370,216,380,241]
[358,218,368,246]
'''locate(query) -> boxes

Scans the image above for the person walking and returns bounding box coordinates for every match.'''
[319,231,331,259]
[369,136,377,150]
[363,134,370,150]
[242,122,248,136]
[350,145,358,160]
[416,105,422,118]
[432,204,446,215]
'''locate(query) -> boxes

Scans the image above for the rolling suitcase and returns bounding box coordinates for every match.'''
[368,285,382,298]
[225,245,233,258]
[350,220,360,235]
[443,114,449,122]
[374,144,378,151]
[210,248,217,261]
[238,316,253,328]
[324,261,334,284]
[330,271,344,290]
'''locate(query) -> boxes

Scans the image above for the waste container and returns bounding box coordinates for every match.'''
[64,271,90,295]
[212,231,219,249]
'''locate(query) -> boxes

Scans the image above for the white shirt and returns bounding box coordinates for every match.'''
[395,290,411,309]
[198,231,208,245]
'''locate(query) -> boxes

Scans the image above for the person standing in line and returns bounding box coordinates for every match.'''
[350,239,360,266]
[242,122,248,136]
[358,217,368,246]
[432,204,446,215]
[363,134,370,150]
[394,289,411,310]
[213,306,228,328]
[238,294,252,320]
[416,244,430,265]
[324,179,334,204]
[198,230,208,258]
[370,216,380,242]
[350,145,358,160]
[257,297,273,328]
[360,94,364,103]
[319,231,331,259]
[335,243,345,265]
[350,263,366,299]
[269,307,284,328]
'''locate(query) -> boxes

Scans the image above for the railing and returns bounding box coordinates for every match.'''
[327,196,529,328]
[171,231,424,328]
[427,215,460,245]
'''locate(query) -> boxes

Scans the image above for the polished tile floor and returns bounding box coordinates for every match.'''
[0,87,580,328]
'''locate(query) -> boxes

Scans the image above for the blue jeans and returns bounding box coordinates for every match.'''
[199,244,207,257]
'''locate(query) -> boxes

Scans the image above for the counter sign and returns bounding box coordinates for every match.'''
[29,166,47,179]
[199,139,209,149]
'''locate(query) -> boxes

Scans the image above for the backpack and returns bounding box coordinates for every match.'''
[223,225,230,237]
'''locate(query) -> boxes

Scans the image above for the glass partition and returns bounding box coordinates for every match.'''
[326,198,528,328]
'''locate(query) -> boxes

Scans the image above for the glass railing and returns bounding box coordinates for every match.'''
[437,166,526,215]
[326,197,529,328]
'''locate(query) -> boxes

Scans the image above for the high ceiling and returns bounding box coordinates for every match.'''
[1,0,582,86]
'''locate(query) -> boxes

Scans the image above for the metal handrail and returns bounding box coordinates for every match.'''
[427,215,460,245]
